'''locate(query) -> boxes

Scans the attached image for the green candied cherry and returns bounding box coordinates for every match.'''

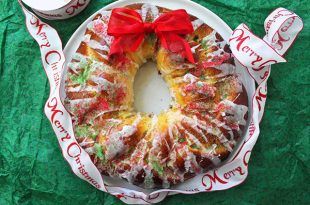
[151,160,164,176]
[95,143,105,161]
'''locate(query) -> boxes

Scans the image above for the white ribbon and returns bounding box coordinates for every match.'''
[229,8,303,121]
[18,0,106,192]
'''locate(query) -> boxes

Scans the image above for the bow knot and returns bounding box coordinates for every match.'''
[144,22,155,33]
[107,8,195,63]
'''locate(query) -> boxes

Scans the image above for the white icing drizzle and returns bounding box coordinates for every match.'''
[130,139,148,165]
[105,114,141,160]
[141,3,159,21]
[202,31,226,57]
[184,151,195,172]
[96,51,109,60]
[83,34,110,52]
[105,125,137,160]
[151,115,158,128]
[105,118,122,125]
[120,164,143,184]
[79,138,95,147]
[69,53,110,74]
[191,44,200,53]
[79,137,96,155]
[209,116,232,132]
[92,107,126,121]
[66,85,82,92]
[182,117,209,143]
[218,134,233,152]
[68,98,94,106]
[235,75,243,93]
[84,146,96,155]
[90,76,114,91]
[184,128,205,148]
[210,153,222,165]
[87,18,113,47]
[68,53,114,74]
[98,10,111,17]
[151,132,162,149]
[72,52,87,61]
[191,19,204,30]
[213,63,236,78]
[68,54,88,74]
[183,73,199,83]
[67,85,98,93]
[182,115,233,163]
[68,61,83,74]
[143,168,155,189]
[220,100,248,126]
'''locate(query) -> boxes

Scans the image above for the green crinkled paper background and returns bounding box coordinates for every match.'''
[0,0,309,204]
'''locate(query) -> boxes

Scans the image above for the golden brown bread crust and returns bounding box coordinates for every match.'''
[64,3,248,188]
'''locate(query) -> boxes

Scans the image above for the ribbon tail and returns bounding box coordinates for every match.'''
[109,37,122,56]
[159,32,195,64]
[179,36,195,64]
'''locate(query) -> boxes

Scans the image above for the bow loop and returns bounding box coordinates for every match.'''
[107,7,195,63]
[108,8,144,36]
[154,9,194,34]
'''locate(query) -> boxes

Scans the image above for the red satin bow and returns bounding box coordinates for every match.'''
[107,8,195,63]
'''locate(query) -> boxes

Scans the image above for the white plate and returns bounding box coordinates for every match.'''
[61,0,255,192]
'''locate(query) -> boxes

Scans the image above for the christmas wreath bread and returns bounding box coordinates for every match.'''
[64,3,248,188]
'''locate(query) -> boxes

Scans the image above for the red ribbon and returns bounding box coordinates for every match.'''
[107,8,195,63]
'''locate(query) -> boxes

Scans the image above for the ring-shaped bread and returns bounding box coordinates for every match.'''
[65,3,248,188]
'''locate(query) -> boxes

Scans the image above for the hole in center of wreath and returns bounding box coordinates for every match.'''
[134,61,171,114]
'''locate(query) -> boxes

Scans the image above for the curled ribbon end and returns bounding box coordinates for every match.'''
[229,8,303,70]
